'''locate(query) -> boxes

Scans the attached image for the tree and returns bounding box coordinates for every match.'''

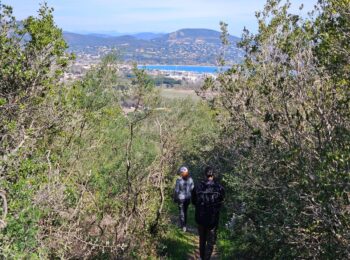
[201,0,350,258]
[0,1,73,177]
[0,2,73,257]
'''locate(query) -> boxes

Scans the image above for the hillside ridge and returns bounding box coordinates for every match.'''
[64,28,244,65]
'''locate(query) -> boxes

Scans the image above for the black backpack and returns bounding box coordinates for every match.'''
[196,183,222,207]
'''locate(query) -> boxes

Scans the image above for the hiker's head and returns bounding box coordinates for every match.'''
[179,166,189,178]
[204,166,214,180]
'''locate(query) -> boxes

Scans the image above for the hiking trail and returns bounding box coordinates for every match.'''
[163,207,219,259]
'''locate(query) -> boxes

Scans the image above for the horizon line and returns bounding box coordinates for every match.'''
[64,27,241,37]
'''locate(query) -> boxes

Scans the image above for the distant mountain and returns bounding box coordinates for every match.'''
[63,32,155,48]
[132,32,165,40]
[71,32,165,40]
[86,33,114,38]
[64,28,244,65]
[156,28,240,44]
[164,28,223,40]
[74,31,125,37]
[64,32,107,46]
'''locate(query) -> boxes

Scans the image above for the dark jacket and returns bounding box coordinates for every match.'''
[192,180,225,228]
[174,177,194,202]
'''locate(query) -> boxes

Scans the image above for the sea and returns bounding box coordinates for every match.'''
[137,65,228,74]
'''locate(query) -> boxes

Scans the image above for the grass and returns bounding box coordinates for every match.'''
[160,224,198,259]
[159,198,232,259]
[216,208,237,259]
[160,88,201,101]
[158,199,198,259]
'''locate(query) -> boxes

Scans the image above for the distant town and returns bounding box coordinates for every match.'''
[63,28,244,86]
[65,62,210,89]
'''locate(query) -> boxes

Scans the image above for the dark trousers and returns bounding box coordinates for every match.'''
[178,199,190,228]
[198,225,217,260]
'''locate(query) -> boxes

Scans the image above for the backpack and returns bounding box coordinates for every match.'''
[196,183,222,207]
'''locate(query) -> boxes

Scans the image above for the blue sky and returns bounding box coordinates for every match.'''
[5,0,317,36]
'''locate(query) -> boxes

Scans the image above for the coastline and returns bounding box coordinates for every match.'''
[137,64,222,67]
[137,64,229,74]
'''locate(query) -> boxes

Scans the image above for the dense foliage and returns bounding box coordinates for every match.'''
[199,0,350,258]
[0,0,349,258]
[0,2,217,258]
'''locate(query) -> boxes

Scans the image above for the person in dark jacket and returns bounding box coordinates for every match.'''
[174,166,194,232]
[192,166,224,260]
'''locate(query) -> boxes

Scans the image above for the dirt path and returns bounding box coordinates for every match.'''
[169,224,219,260]
[186,227,219,260]
[165,205,220,259]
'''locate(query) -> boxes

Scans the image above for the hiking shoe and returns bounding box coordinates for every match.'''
[182,226,187,232]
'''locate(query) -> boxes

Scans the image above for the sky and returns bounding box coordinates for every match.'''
[5,0,317,36]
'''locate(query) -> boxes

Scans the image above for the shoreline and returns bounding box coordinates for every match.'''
[137,64,228,68]
[137,64,229,74]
